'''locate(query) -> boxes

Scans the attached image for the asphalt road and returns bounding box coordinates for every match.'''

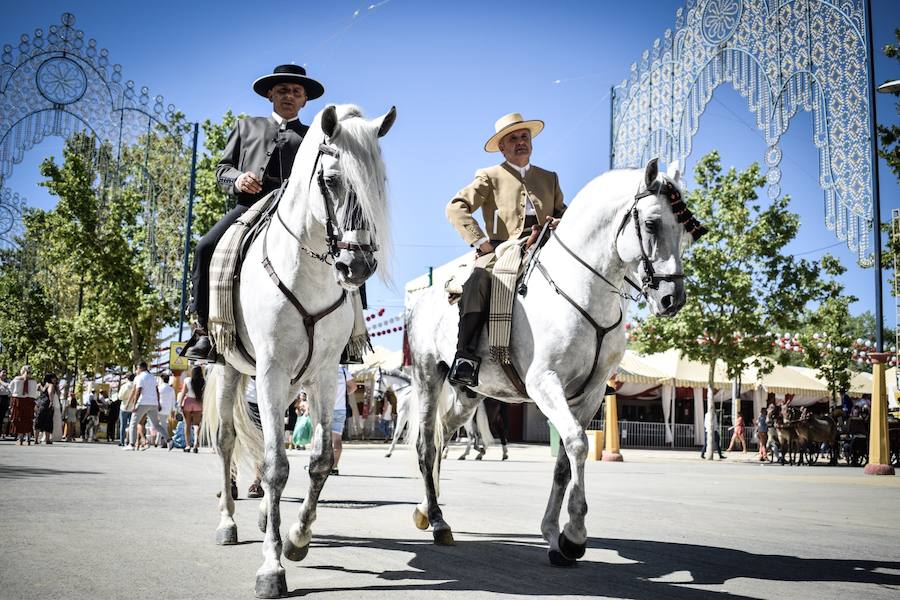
[1,440,898,600]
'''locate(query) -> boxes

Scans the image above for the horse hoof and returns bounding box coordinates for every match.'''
[433,528,455,546]
[385,452,392,458]
[413,507,429,530]
[475,454,483,461]
[283,538,310,562]
[558,532,586,560]
[257,510,268,534]
[215,525,238,545]
[254,570,287,598]
[548,549,577,567]
[458,455,466,460]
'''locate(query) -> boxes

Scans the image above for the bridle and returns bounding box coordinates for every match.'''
[274,140,379,263]
[617,180,686,293]
[507,177,704,400]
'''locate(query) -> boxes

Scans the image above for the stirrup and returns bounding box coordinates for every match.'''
[448,354,480,387]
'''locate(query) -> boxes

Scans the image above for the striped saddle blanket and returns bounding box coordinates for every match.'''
[208,190,281,355]
[487,240,526,364]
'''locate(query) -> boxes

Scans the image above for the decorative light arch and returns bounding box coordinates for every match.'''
[611,0,874,263]
[0,12,193,304]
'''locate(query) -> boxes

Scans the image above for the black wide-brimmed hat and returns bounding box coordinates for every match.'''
[252,64,325,100]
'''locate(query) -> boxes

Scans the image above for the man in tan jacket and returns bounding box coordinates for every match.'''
[446,113,566,386]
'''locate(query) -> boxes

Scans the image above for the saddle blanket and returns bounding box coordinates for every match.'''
[488,240,524,364]
[208,192,279,355]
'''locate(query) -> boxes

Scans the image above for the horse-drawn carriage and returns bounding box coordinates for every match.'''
[838,414,900,467]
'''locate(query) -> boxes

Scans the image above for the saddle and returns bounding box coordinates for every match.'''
[207,183,285,359]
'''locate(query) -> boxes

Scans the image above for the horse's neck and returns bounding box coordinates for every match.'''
[539,195,631,315]
[268,169,341,301]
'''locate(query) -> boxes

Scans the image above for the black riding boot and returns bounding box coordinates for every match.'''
[449,312,486,387]
[181,325,215,361]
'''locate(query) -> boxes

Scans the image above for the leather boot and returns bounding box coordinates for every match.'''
[449,312,486,387]
[182,326,213,361]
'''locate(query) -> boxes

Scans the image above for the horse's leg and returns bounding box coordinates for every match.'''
[414,368,454,545]
[215,366,242,545]
[385,394,408,458]
[254,367,291,599]
[533,375,591,567]
[459,420,473,460]
[285,379,335,563]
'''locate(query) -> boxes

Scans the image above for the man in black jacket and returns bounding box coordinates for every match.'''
[183,64,324,360]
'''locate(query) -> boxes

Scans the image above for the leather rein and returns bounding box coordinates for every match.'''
[254,141,377,385]
[505,182,687,400]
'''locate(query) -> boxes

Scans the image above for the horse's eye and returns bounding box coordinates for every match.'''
[645,220,659,235]
[324,174,339,187]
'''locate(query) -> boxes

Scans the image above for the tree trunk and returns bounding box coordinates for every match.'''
[705,358,716,461]
[129,322,141,370]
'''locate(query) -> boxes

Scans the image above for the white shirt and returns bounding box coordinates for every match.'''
[158,383,176,414]
[183,376,196,399]
[334,367,348,411]
[271,111,299,125]
[9,376,38,398]
[133,371,159,406]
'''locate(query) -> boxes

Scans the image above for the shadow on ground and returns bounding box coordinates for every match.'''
[287,533,900,599]
[0,464,103,479]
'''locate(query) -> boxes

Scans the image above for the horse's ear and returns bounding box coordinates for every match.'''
[666,159,682,185]
[322,105,341,139]
[376,106,397,138]
[644,157,659,188]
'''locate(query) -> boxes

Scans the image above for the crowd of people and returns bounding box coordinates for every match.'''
[0,362,209,450]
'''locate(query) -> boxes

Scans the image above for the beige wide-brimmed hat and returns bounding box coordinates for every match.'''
[484,112,544,152]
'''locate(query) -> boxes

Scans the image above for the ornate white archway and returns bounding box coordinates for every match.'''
[611,0,874,263]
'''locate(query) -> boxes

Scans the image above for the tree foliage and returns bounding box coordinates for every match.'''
[876,28,900,292]
[634,151,824,395]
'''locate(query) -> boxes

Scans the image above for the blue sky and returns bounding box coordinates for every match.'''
[2,0,899,352]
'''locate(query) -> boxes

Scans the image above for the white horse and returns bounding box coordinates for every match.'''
[406,158,700,565]
[201,103,396,598]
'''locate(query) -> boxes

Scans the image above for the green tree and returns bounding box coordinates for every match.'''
[193,111,243,238]
[633,151,824,458]
[795,255,856,406]
[876,29,899,292]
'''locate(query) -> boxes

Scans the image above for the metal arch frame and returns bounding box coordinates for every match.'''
[611,0,875,263]
[0,12,198,327]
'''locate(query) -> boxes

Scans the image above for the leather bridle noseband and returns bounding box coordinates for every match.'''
[617,180,685,294]
[274,141,379,263]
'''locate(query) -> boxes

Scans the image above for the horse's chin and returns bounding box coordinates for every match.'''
[336,276,364,291]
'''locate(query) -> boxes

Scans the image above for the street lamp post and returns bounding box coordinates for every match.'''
[863,0,895,475]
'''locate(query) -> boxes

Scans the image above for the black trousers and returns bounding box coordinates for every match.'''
[0,395,9,436]
[189,204,250,326]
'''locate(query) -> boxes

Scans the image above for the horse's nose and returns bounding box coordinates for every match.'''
[335,261,351,278]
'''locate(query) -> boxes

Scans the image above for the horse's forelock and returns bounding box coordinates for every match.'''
[327,106,392,284]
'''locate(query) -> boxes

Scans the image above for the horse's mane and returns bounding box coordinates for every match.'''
[379,368,411,383]
[329,104,392,283]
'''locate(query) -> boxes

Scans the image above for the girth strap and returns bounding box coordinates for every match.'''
[261,221,347,384]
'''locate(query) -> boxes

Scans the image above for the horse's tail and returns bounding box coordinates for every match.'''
[473,400,494,448]
[201,366,262,474]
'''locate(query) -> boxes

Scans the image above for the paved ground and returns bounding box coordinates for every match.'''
[1,440,898,600]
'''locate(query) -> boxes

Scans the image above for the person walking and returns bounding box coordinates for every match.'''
[117,373,136,446]
[9,365,38,445]
[331,365,357,475]
[125,362,170,451]
[0,369,12,439]
[157,374,177,445]
[34,373,57,445]
[82,390,101,442]
[756,407,769,462]
[726,413,747,453]
[178,366,204,453]
[63,394,78,441]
